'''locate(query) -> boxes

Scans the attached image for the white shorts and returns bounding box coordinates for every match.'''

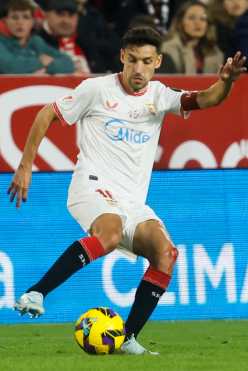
[67,179,164,253]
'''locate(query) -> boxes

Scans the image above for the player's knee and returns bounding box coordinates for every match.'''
[167,245,178,265]
[106,231,122,251]
[165,245,178,273]
[170,246,178,262]
[156,244,178,274]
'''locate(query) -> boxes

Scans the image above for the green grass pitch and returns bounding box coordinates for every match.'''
[0,320,247,371]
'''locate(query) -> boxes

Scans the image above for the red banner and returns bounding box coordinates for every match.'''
[0,75,247,172]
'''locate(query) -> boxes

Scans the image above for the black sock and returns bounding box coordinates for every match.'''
[27,241,90,297]
[125,280,164,339]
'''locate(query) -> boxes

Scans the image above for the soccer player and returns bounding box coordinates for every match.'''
[8,27,246,355]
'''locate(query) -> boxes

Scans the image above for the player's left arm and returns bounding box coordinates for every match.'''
[181,52,247,112]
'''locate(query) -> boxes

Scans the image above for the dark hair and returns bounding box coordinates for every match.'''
[6,0,37,15]
[167,1,217,55]
[122,26,162,53]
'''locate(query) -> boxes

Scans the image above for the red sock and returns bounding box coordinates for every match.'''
[79,236,106,262]
[27,238,105,297]
[143,265,171,289]
[125,266,172,338]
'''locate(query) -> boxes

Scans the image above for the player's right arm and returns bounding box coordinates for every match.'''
[7,104,58,208]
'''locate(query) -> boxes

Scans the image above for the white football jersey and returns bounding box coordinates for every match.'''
[54,73,185,204]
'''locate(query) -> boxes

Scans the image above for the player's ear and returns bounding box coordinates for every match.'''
[120,48,125,64]
[155,54,162,70]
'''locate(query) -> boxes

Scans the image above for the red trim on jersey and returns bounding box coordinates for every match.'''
[105,190,113,199]
[117,73,148,96]
[52,102,75,126]
[143,266,171,289]
[181,92,200,111]
[78,236,106,261]
[96,189,107,198]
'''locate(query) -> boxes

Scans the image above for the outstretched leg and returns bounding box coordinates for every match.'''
[15,213,122,317]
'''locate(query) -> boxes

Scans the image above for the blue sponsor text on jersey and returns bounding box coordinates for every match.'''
[104,119,151,144]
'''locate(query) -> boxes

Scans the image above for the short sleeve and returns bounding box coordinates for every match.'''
[53,78,96,125]
[157,84,184,116]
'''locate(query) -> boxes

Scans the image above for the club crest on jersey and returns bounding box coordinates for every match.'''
[106,100,119,110]
[145,103,157,115]
[128,103,157,119]
[104,118,151,144]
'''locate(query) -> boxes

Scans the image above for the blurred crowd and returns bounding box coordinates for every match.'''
[0,0,247,75]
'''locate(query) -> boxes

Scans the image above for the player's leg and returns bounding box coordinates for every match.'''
[27,213,122,296]
[122,220,177,353]
[15,213,122,317]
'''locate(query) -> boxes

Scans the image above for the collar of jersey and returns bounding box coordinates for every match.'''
[117,73,148,96]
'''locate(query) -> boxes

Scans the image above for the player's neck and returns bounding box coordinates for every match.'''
[118,73,148,96]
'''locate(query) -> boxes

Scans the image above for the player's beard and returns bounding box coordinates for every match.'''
[129,75,147,92]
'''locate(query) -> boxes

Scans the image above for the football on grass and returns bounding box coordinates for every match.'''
[74,307,125,354]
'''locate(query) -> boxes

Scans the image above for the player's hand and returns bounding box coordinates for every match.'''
[7,165,32,208]
[219,51,247,82]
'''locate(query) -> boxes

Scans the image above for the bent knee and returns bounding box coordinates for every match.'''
[156,244,178,275]
[106,231,122,251]
[165,245,178,274]
[169,246,178,262]
[90,214,123,253]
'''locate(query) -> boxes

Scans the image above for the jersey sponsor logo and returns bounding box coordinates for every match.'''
[104,119,151,144]
[106,100,119,110]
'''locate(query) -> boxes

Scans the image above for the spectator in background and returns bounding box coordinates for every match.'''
[39,0,90,74]
[143,0,171,34]
[0,0,6,17]
[97,0,186,36]
[96,0,145,37]
[232,3,248,70]
[208,0,248,58]
[143,0,190,34]
[0,0,74,75]
[34,0,47,9]
[161,1,223,74]
[0,0,10,36]
[76,0,121,72]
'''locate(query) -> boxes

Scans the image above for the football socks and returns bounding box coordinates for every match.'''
[27,237,105,297]
[125,266,171,339]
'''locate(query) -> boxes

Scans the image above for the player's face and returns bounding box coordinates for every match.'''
[5,10,34,44]
[182,5,208,40]
[120,45,162,92]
